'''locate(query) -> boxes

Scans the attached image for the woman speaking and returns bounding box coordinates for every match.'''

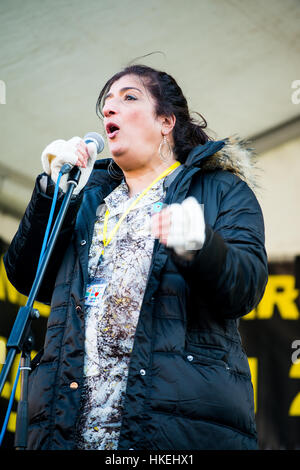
[4,64,268,450]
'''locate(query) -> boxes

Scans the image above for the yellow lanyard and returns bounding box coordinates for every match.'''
[100,161,181,257]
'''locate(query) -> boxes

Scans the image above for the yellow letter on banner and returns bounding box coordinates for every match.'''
[0,256,50,317]
[248,357,258,413]
[0,336,6,365]
[257,275,299,320]
[289,362,300,416]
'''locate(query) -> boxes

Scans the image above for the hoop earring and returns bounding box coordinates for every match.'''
[108,159,123,180]
[159,135,173,163]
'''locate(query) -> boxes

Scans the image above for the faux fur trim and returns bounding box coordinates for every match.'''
[202,134,261,192]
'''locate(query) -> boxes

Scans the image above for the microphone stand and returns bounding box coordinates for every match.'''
[0,166,80,449]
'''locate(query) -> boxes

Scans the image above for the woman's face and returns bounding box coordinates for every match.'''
[102,74,169,171]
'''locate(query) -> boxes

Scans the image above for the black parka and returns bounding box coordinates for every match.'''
[4,138,268,450]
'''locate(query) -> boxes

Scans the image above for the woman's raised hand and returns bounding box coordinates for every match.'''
[41,136,98,194]
[151,197,206,256]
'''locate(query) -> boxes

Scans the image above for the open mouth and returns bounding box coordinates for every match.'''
[106,122,120,139]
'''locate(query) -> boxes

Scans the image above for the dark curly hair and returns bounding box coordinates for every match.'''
[96,64,212,164]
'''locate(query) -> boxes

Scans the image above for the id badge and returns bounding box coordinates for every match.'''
[85,278,107,307]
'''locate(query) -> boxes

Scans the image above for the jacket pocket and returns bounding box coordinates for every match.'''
[149,350,256,436]
[184,344,229,366]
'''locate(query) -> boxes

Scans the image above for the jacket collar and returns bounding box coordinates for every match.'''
[92,134,258,193]
[184,140,227,168]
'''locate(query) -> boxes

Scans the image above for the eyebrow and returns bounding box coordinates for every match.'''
[103,86,142,102]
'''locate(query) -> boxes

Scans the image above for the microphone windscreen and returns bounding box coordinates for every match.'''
[84,132,105,154]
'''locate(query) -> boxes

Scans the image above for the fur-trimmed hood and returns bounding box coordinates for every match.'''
[201,134,260,193]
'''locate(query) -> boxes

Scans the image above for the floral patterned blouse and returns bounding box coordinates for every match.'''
[75,177,166,450]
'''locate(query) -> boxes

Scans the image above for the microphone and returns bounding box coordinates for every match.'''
[60,132,105,184]
[83,131,105,153]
